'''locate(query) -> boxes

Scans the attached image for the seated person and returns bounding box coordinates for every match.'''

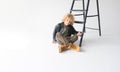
[52,13,82,53]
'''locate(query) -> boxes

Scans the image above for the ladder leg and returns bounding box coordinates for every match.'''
[82,0,86,32]
[79,0,85,46]
[79,32,84,46]
[79,0,90,46]
[70,0,75,13]
[96,0,101,36]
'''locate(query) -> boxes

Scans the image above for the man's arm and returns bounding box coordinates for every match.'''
[71,25,82,36]
[53,24,61,43]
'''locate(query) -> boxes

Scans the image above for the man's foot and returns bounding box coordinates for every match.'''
[58,45,67,53]
[68,43,80,52]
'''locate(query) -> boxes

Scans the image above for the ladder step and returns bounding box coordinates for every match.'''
[71,9,86,12]
[87,15,98,17]
[74,14,84,16]
[86,27,99,30]
[74,21,84,24]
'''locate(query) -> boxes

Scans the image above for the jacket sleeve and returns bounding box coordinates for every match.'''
[71,26,78,34]
[53,24,61,41]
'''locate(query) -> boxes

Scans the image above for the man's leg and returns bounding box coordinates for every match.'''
[56,32,69,53]
[56,32,69,45]
[69,34,78,43]
[68,34,80,52]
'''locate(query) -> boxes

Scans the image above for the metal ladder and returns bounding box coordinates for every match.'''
[70,0,101,46]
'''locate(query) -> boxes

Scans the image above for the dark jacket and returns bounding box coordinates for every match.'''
[53,22,78,41]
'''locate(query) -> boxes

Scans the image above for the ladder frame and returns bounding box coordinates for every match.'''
[70,0,101,46]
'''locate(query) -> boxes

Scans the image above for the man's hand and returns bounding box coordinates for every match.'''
[77,32,82,36]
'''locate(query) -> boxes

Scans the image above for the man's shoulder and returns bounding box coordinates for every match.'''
[56,22,64,27]
[58,22,64,25]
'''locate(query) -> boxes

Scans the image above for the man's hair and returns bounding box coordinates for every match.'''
[62,13,74,25]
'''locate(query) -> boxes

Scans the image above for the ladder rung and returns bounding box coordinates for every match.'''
[86,27,99,30]
[74,21,84,24]
[87,15,98,17]
[74,14,84,16]
[71,9,86,12]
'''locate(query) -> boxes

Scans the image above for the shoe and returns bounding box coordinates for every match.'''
[58,45,67,53]
[69,43,80,52]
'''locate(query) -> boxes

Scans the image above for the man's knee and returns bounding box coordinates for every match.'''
[70,34,78,43]
[56,32,62,38]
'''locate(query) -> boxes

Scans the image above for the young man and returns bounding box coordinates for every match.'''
[53,13,82,53]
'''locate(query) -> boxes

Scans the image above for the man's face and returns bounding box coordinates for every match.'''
[64,18,71,26]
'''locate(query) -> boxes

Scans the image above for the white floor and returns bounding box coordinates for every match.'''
[0,0,120,72]
[0,31,120,72]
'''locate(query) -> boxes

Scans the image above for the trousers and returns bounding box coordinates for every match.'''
[56,32,78,45]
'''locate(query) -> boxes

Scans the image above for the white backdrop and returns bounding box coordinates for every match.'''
[0,0,120,72]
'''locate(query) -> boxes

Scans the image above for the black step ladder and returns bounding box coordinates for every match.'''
[70,0,101,46]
